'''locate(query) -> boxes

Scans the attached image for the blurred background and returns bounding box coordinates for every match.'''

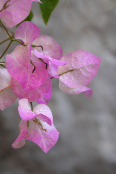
[0,0,116,173]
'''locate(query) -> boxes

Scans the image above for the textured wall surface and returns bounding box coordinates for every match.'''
[0,0,116,173]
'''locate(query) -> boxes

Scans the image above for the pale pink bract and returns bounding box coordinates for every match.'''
[57,50,101,97]
[12,99,59,153]
[0,0,41,28]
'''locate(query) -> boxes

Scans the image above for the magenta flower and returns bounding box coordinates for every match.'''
[0,68,17,110]
[57,50,101,97]
[12,99,59,153]
[0,0,41,28]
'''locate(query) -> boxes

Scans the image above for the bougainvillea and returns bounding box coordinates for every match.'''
[0,0,101,152]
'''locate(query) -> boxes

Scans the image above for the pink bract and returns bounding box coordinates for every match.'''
[32,35,63,60]
[12,99,59,153]
[0,0,41,28]
[15,21,40,45]
[6,45,48,91]
[12,119,59,153]
[33,49,66,78]
[57,50,101,97]
[0,68,17,110]
[18,99,53,125]
[32,35,63,77]
[11,75,52,104]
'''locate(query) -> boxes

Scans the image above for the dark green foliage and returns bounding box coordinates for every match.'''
[39,0,59,25]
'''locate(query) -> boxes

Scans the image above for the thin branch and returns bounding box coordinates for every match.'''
[0,35,14,45]
[0,40,12,59]
[0,20,10,37]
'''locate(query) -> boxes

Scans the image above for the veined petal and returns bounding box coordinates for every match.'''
[26,120,59,153]
[12,117,59,152]
[15,21,40,45]
[58,50,101,97]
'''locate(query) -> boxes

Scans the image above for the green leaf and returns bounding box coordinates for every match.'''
[39,0,59,25]
[24,11,34,22]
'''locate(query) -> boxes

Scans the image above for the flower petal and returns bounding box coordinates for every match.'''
[6,45,48,91]
[11,78,41,102]
[36,75,52,104]
[18,99,36,121]
[26,120,59,153]
[34,104,53,126]
[15,21,40,45]
[32,35,63,60]
[12,120,27,148]
[58,50,101,96]
[59,80,93,97]
[0,0,41,28]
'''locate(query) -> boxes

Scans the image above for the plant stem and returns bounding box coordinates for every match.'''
[0,20,10,37]
[0,62,6,68]
[0,40,12,59]
[0,35,14,45]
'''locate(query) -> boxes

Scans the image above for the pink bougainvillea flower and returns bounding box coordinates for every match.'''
[57,50,101,97]
[6,22,48,91]
[0,68,17,110]
[0,0,41,28]
[6,21,63,91]
[11,75,52,104]
[12,99,59,153]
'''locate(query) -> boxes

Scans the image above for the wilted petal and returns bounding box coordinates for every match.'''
[15,21,40,45]
[58,50,101,97]
[18,99,36,121]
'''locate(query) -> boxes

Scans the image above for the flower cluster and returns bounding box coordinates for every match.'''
[0,1,101,153]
